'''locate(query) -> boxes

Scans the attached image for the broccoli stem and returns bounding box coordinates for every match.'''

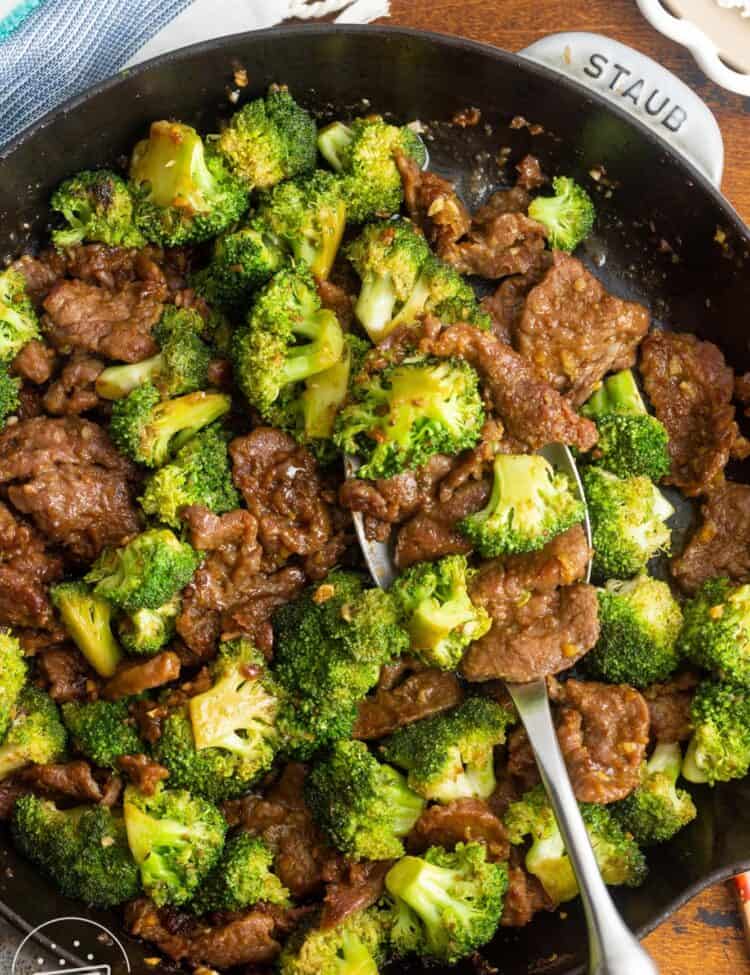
[339,931,379,975]
[317,121,353,172]
[648,741,682,781]
[281,311,344,385]
[355,272,398,339]
[300,340,353,439]
[583,370,647,418]
[96,354,163,400]
[681,736,708,784]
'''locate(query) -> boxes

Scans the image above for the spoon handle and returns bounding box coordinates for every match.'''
[507,679,659,975]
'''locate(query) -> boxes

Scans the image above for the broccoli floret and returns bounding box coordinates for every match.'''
[459,453,585,558]
[613,742,696,845]
[318,116,427,223]
[0,365,20,430]
[0,686,67,780]
[586,575,683,688]
[273,572,408,758]
[390,554,491,670]
[279,908,389,975]
[259,170,346,280]
[581,370,670,481]
[582,466,674,578]
[334,356,484,480]
[216,87,317,190]
[680,577,750,685]
[306,740,426,861]
[191,833,289,915]
[96,308,211,400]
[415,256,492,331]
[118,596,180,656]
[0,630,26,741]
[12,795,140,907]
[505,785,647,904]
[191,217,287,309]
[155,640,280,801]
[50,581,122,678]
[110,382,231,467]
[86,528,200,613]
[386,842,507,964]
[233,266,344,422]
[381,698,514,803]
[123,782,226,907]
[0,267,39,363]
[61,698,143,768]
[139,424,239,529]
[527,176,595,252]
[682,679,750,785]
[50,169,144,249]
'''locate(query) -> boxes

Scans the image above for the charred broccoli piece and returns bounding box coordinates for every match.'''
[279,908,390,975]
[613,742,696,845]
[334,355,484,480]
[0,364,20,429]
[191,833,289,915]
[680,577,750,686]
[50,581,122,678]
[682,679,750,785]
[0,267,39,363]
[527,176,595,252]
[118,596,180,656]
[61,698,143,769]
[390,554,491,670]
[0,630,26,741]
[130,121,247,246]
[50,169,144,249]
[0,686,67,780]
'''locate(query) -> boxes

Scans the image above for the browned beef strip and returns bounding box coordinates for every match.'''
[480,251,553,344]
[515,154,546,191]
[221,565,307,656]
[43,355,103,415]
[37,644,97,702]
[354,668,464,740]
[640,330,738,496]
[102,651,181,701]
[321,860,392,929]
[501,863,555,927]
[408,798,509,861]
[17,384,44,420]
[643,673,698,743]
[0,500,63,630]
[512,251,650,406]
[19,760,103,802]
[317,278,354,330]
[12,339,57,384]
[117,754,169,795]
[394,479,489,569]
[12,251,67,306]
[462,526,599,683]
[421,321,597,452]
[42,277,164,363]
[395,151,471,254]
[0,778,28,820]
[63,244,171,293]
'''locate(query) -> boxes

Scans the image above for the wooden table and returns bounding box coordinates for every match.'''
[374,0,749,970]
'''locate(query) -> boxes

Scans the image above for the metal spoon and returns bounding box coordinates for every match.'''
[345,444,658,975]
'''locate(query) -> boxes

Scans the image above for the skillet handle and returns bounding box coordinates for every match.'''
[519,32,724,188]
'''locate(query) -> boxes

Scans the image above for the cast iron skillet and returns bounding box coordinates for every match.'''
[1,23,750,975]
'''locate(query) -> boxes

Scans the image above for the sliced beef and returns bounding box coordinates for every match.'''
[395,151,471,254]
[0,500,63,630]
[18,760,104,803]
[321,860,392,929]
[462,526,599,683]
[37,644,97,703]
[671,481,750,592]
[12,340,57,384]
[102,651,181,701]
[640,330,737,496]
[394,479,488,569]
[515,154,546,191]
[64,244,170,292]
[12,251,67,306]
[0,778,28,820]
[643,673,698,744]
[43,355,103,415]
[117,754,169,795]
[354,667,464,740]
[513,252,650,405]
[221,565,308,656]
[408,798,509,861]
[501,863,555,927]
[317,278,354,330]
[481,252,553,343]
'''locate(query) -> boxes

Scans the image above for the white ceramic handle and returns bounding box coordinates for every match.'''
[519,31,724,187]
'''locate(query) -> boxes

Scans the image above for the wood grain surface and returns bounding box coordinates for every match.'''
[375,0,749,970]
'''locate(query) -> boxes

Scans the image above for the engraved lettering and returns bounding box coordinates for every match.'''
[645,90,670,116]
[584,52,608,79]
[621,78,644,104]
[663,105,687,132]
[609,63,631,89]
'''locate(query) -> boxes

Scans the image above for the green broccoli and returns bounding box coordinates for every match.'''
[390,554,491,670]
[680,577,750,685]
[130,120,247,246]
[306,739,426,861]
[0,267,39,363]
[155,639,280,801]
[504,785,647,904]
[190,833,289,914]
[12,795,140,907]
[318,115,427,222]
[232,265,344,423]
[123,782,226,907]
[581,369,670,481]
[334,356,484,480]
[381,698,515,803]
[96,307,211,400]
[139,424,239,529]
[216,86,317,190]
[258,170,346,280]
[0,686,67,780]
[86,528,200,613]
[61,698,143,768]
[190,217,287,308]
[0,365,20,430]
[118,596,181,656]
[273,572,408,758]
[582,466,674,579]
[0,630,26,741]
[459,453,585,558]
[50,581,122,678]
[613,742,696,845]
[586,575,683,688]
[527,176,595,252]
[386,842,507,964]
[50,169,144,249]
[279,908,390,975]
[110,382,231,467]
[682,680,750,785]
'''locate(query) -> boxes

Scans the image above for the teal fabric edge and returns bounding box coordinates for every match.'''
[0,0,45,41]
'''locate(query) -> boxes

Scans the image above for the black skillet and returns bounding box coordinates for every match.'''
[1,23,749,975]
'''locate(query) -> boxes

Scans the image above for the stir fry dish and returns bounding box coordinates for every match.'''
[1,84,750,973]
